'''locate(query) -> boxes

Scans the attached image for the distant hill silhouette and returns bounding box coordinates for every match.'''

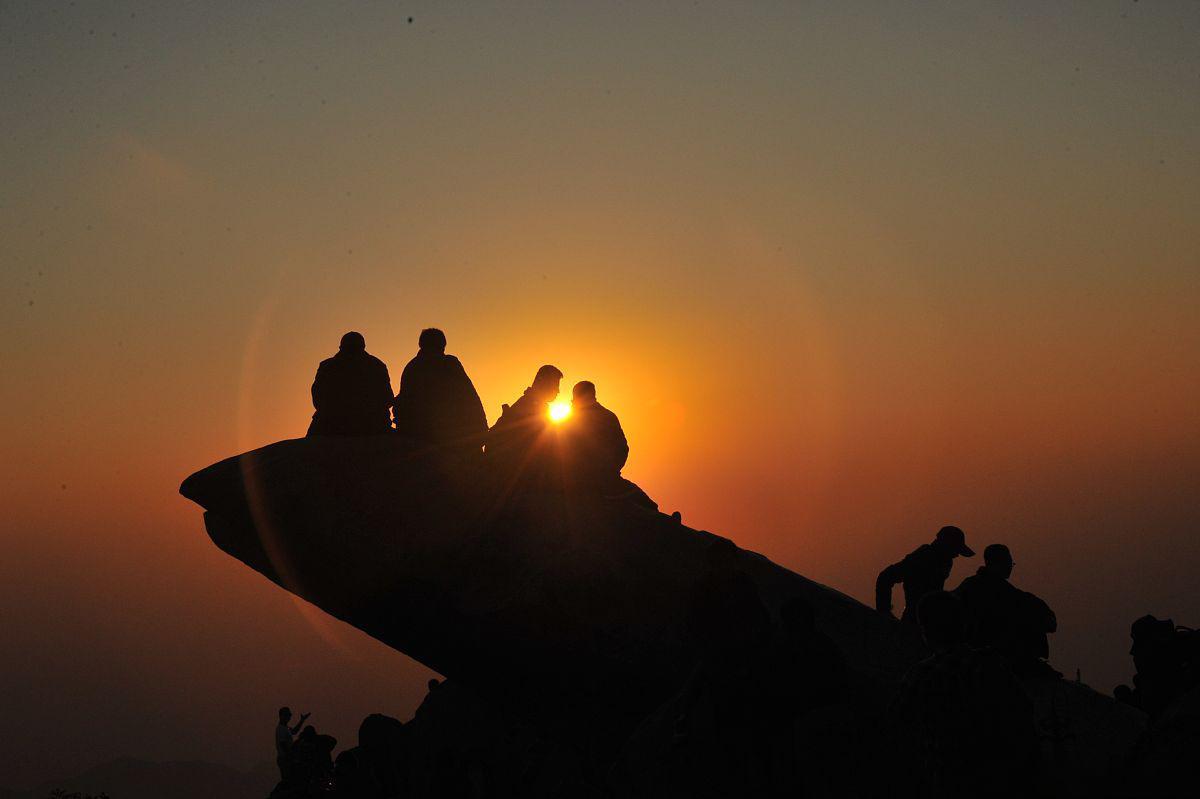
[7,757,273,799]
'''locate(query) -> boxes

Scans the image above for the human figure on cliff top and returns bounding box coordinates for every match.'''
[954,544,1058,676]
[392,328,487,454]
[306,331,394,437]
[560,380,628,483]
[876,526,975,623]
[274,706,310,781]
[486,364,562,472]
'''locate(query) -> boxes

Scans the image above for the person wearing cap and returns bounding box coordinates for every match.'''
[875,526,974,623]
[954,544,1057,672]
[306,331,394,437]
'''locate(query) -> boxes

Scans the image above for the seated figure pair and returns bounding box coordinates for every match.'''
[306,328,486,454]
[488,364,634,497]
[305,330,638,498]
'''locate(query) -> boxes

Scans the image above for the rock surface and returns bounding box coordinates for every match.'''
[180,436,1144,793]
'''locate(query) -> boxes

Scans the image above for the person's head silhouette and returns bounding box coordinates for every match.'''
[572,381,597,407]
[917,590,968,651]
[418,327,447,353]
[983,544,1013,579]
[933,525,974,558]
[279,707,292,723]
[531,365,563,401]
[339,331,366,352]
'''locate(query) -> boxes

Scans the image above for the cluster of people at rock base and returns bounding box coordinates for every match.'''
[306,329,633,497]
[272,707,337,798]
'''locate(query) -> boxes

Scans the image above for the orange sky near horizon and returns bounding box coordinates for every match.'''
[2,0,1199,789]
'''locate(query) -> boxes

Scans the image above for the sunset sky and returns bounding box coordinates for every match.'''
[2,0,1198,788]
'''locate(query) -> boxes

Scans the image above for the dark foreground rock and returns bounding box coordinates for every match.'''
[10,758,273,799]
[181,437,1146,796]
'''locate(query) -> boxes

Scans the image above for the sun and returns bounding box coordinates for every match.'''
[548,401,572,423]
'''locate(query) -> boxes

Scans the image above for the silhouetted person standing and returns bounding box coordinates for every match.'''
[306,332,393,437]
[392,328,487,453]
[486,365,562,476]
[876,525,975,622]
[954,544,1058,675]
[275,706,310,782]
[892,591,1038,797]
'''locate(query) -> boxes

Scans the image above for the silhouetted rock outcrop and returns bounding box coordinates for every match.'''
[181,436,1145,795]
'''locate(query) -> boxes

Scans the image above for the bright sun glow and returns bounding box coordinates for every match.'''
[549,401,572,423]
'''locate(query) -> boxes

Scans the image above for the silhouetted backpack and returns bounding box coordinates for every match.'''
[1175,625,1200,682]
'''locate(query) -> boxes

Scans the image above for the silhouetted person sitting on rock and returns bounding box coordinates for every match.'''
[486,364,562,480]
[892,591,1038,797]
[562,381,628,481]
[954,544,1058,677]
[274,707,310,782]
[306,331,394,437]
[392,328,488,454]
[876,525,975,622]
[558,380,657,509]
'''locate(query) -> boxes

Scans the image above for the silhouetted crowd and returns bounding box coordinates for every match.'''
[281,330,1197,797]
[305,329,645,508]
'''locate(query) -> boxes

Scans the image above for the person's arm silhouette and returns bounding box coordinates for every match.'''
[875,560,907,617]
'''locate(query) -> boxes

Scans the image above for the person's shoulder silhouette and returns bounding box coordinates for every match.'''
[956,545,1058,672]
[489,365,562,439]
[565,380,629,472]
[306,331,394,437]
[556,380,631,497]
[393,328,487,452]
[485,365,563,485]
